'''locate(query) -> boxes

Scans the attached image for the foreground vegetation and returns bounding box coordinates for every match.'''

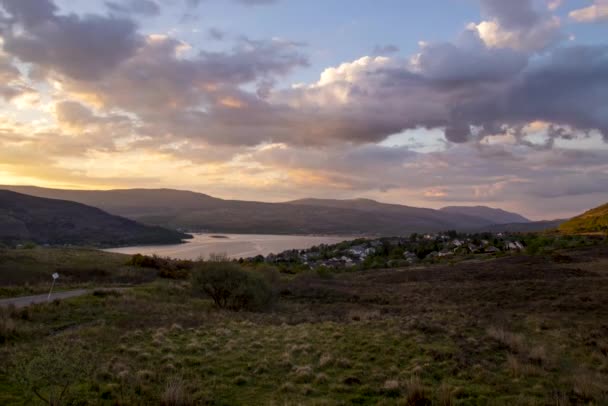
[1,240,608,404]
[0,248,157,298]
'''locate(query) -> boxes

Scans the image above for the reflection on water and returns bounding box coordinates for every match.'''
[105,233,350,260]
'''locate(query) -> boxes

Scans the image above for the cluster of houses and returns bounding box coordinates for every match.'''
[250,232,527,271]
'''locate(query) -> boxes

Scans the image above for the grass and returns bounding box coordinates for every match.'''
[1,244,608,404]
[0,247,156,298]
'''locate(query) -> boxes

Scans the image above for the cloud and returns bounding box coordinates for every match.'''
[185,0,277,7]
[272,33,608,145]
[0,0,57,28]
[54,100,132,138]
[2,0,602,151]
[372,44,399,56]
[47,34,308,147]
[472,0,562,51]
[105,0,161,17]
[480,0,540,29]
[569,1,608,23]
[547,0,562,11]
[0,0,606,218]
[235,0,277,4]
[208,27,225,41]
[0,0,142,80]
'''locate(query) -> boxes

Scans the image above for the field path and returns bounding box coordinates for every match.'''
[0,289,91,308]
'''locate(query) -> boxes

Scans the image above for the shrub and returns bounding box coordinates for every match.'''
[127,254,165,269]
[159,268,190,280]
[12,337,97,405]
[128,254,193,279]
[0,307,17,344]
[191,261,273,311]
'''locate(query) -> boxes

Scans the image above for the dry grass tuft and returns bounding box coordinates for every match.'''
[186,340,202,352]
[487,326,526,353]
[136,369,155,383]
[280,382,296,393]
[314,373,329,384]
[137,352,152,362]
[348,310,381,322]
[117,370,131,382]
[403,376,431,405]
[292,365,314,383]
[506,353,541,378]
[234,375,248,386]
[436,382,455,406]
[160,378,193,406]
[318,353,333,368]
[528,345,549,366]
[572,371,605,402]
[383,379,400,391]
[336,357,352,369]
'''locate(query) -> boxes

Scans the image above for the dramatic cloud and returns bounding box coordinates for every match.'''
[0,0,607,218]
[0,0,142,80]
[274,33,608,144]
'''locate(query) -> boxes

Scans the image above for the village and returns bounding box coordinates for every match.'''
[244,232,528,271]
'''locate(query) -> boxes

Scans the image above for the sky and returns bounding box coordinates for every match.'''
[1,0,608,220]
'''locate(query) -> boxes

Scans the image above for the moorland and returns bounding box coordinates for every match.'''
[1,238,608,405]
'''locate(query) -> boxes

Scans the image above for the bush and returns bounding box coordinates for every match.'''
[128,254,193,279]
[191,262,273,311]
[12,337,97,405]
[127,254,165,269]
[0,306,17,344]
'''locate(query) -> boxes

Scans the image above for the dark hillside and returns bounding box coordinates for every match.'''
[0,190,189,247]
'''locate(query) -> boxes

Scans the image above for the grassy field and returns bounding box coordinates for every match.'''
[0,247,156,298]
[1,245,608,404]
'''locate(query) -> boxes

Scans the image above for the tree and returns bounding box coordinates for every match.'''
[191,262,273,311]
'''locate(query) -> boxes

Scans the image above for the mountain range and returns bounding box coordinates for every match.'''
[0,185,553,236]
[0,190,190,247]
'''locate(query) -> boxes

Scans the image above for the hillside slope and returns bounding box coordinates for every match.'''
[474,219,566,233]
[560,202,608,234]
[0,190,189,247]
[2,186,531,235]
[440,206,530,224]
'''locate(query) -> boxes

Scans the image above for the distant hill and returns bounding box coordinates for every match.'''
[2,186,533,235]
[474,219,566,233]
[0,186,218,218]
[440,206,530,224]
[0,190,190,247]
[559,203,608,234]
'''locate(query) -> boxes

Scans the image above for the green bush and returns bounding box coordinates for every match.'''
[191,262,273,311]
[12,337,97,405]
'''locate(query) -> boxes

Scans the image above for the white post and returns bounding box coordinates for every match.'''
[48,273,59,301]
